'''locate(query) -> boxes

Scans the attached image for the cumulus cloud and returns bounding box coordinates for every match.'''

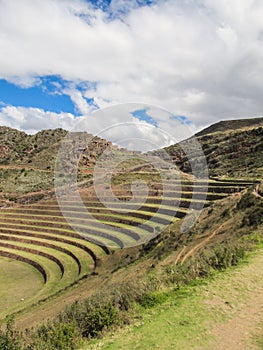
[0,103,187,151]
[0,106,76,134]
[63,86,95,115]
[73,103,179,151]
[0,0,263,140]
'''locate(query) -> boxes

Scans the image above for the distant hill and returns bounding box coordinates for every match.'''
[0,127,67,169]
[196,117,263,137]
[159,117,263,179]
[1,116,263,200]
[0,126,116,198]
[0,127,116,170]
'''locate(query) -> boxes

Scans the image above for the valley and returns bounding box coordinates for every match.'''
[0,118,262,349]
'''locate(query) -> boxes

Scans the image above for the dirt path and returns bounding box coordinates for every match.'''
[207,249,263,349]
[253,187,262,198]
[180,223,225,264]
[0,165,49,172]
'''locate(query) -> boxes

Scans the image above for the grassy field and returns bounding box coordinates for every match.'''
[0,258,44,314]
[86,248,263,350]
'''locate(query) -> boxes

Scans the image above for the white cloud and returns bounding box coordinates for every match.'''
[0,103,182,151]
[0,106,76,134]
[0,0,263,138]
[63,86,95,115]
[71,103,178,151]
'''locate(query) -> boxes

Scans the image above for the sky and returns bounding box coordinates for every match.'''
[0,0,263,150]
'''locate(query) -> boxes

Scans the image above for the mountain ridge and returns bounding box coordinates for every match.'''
[195,117,263,137]
[162,117,263,179]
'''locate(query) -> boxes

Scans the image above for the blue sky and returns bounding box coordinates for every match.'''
[0,77,75,114]
[0,1,164,123]
[0,0,159,119]
[0,0,262,149]
[131,109,158,127]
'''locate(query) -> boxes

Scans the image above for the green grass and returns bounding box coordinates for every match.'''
[0,240,80,279]
[0,228,110,265]
[0,174,255,331]
[0,247,62,319]
[86,248,263,350]
[0,207,183,246]
[86,286,213,350]
[1,204,187,221]
[0,258,44,314]
[0,213,151,236]
[0,219,104,320]
[0,236,97,320]
[0,234,93,276]
[0,227,107,256]
[0,219,137,248]
[3,201,189,213]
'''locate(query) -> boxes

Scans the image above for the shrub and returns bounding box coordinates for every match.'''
[26,322,80,350]
[82,303,119,338]
[243,207,263,227]
[0,316,21,350]
[139,291,169,308]
[197,241,247,273]
[237,191,263,228]
[221,208,230,218]
[164,264,193,286]
[237,191,257,210]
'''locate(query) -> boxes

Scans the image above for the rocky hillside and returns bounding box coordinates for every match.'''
[0,126,117,198]
[161,118,263,179]
[0,127,114,170]
[1,116,262,199]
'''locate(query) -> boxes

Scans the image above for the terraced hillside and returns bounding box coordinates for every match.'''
[157,117,263,178]
[0,120,262,331]
[0,168,256,320]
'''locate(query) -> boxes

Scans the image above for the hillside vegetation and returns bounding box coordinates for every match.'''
[88,246,263,350]
[0,127,67,168]
[158,117,263,179]
[0,127,117,200]
[196,117,263,136]
[1,186,262,349]
[0,118,262,349]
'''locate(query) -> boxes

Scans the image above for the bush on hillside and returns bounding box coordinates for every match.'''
[0,316,21,350]
[82,303,119,338]
[237,191,263,228]
[194,241,248,278]
[26,322,80,350]
[243,207,263,227]
[237,191,258,210]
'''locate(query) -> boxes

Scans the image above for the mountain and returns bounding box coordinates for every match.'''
[196,117,263,137]
[2,116,263,184]
[0,126,117,199]
[0,126,114,170]
[1,116,262,200]
[162,117,263,179]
